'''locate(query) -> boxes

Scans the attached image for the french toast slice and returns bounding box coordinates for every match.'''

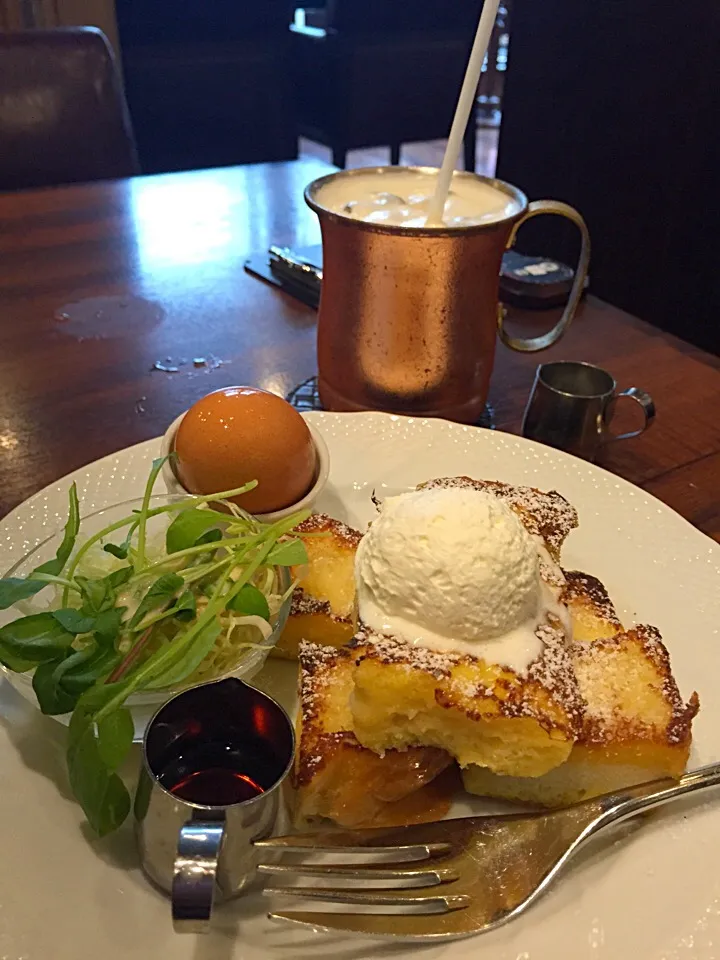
[292,642,455,828]
[561,570,623,642]
[273,515,361,660]
[345,478,582,779]
[462,572,699,805]
[350,619,582,778]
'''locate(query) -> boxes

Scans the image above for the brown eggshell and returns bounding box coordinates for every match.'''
[174,386,317,513]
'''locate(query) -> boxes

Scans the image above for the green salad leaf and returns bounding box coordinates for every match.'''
[48,482,81,571]
[0,484,79,609]
[105,567,133,590]
[76,577,112,616]
[96,708,135,770]
[173,589,197,622]
[227,583,270,620]
[127,573,184,629]
[33,643,122,715]
[0,459,308,836]
[33,658,80,715]
[52,609,96,634]
[0,613,75,663]
[0,648,34,673]
[166,508,223,554]
[57,647,121,696]
[267,539,308,567]
[145,619,221,691]
[103,521,138,560]
[93,607,126,646]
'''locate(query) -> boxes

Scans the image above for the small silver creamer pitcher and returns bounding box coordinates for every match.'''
[522,360,655,461]
[134,677,295,933]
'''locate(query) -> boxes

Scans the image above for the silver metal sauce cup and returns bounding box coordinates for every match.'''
[134,677,295,933]
[522,360,655,461]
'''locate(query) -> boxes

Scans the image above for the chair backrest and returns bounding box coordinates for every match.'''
[0,27,138,192]
[327,0,480,34]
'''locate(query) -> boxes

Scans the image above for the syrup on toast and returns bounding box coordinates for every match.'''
[292,641,454,827]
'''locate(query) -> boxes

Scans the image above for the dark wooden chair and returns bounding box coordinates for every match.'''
[117,0,298,174]
[292,0,482,169]
[0,28,138,192]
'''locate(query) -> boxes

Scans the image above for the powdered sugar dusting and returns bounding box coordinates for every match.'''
[298,641,340,721]
[296,641,358,783]
[527,621,582,726]
[296,513,363,545]
[356,625,462,679]
[291,590,332,617]
[540,557,566,588]
[573,625,699,746]
[356,616,582,732]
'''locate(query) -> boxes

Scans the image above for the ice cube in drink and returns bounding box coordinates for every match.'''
[319,169,522,229]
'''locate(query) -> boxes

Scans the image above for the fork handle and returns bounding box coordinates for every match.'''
[589,762,720,837]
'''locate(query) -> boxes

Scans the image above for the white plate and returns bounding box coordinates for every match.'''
[1,411,718,960]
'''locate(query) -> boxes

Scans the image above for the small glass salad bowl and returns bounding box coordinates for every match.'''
[0,495,294,738]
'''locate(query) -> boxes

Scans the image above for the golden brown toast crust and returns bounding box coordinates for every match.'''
[573,624,699,750]
[353,624,582,735]
[291,514,362,619]
[293,642,453,827]
[291,487,699,818]
[274,514,362,660]
[294,513,362,552]
[561,570,623,642]
[462,574,700,806]
[348,620,582,778]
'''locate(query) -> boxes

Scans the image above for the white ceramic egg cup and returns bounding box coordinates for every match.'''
[160,411,330,523]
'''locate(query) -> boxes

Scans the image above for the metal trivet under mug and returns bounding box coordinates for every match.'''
[286,376,495,429]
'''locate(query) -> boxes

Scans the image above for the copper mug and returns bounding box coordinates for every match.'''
[306,166,590,424]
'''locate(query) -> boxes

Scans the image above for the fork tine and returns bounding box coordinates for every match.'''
[268,909,471,941]
[254,836,451,859]
[258,862,458,883]
[264,885,471,909]
[255,822,456,860]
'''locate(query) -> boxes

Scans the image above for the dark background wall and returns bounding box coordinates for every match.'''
[116,0,298,173]
[496,0,719,354]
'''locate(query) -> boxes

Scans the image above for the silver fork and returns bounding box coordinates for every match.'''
[256,763,720,941]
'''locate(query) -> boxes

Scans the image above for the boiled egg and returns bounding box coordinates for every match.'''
[173,386,317,514]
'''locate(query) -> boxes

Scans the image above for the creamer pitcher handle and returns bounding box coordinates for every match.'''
[172,819,226,934]
[604,387,656,442]
[498,200,591,352]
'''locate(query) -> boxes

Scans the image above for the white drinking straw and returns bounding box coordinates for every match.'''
[425,0,502,225]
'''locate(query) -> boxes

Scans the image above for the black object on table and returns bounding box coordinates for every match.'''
[286,375,495,429]
[245,244,582,311]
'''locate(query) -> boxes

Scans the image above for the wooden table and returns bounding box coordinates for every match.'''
[1,159,718,540]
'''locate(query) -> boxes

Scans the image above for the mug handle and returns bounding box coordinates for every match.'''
[497,200,592,352]
[172,819,226,934]
[605,387,656,442]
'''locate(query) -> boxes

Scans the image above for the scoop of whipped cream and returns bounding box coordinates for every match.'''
[355,486,554,671]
